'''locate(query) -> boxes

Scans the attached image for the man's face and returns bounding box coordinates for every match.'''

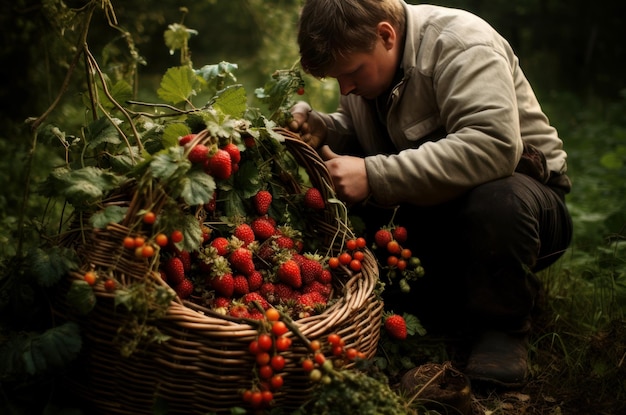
[326,26,400,100]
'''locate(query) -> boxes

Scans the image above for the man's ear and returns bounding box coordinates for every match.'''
[377,22,397,50]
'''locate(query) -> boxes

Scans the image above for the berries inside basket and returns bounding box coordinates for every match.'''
[53,123,383,414]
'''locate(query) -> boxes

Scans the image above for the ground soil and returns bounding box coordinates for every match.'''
[392,317,626,415]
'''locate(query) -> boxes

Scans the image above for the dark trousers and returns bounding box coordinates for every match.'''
[354,173,573,334]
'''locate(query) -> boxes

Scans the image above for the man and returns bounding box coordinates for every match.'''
[289,0,573,388]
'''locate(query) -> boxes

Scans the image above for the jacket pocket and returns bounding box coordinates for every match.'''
[403,115,441,141]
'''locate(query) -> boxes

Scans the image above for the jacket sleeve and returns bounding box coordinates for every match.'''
[366,44,524,206]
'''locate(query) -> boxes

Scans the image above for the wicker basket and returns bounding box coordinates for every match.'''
[53,128,383,414]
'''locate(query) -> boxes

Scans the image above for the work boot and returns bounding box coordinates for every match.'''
[464,330,529,388]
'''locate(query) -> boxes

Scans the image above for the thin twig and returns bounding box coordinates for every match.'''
[84,44,143,155]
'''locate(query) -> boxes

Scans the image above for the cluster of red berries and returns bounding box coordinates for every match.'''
[180,133,242,181]
[327,237,368,273]
[373,225,425,292]
[242,308,292,410]
[301,333,366,385]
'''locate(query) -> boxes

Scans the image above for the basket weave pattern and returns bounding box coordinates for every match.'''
[54,130,383,414]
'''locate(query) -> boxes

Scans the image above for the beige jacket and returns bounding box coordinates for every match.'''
[318,3,569,206]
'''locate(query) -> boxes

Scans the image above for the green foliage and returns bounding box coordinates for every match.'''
[295,366,413,415]
[0,322,82,378]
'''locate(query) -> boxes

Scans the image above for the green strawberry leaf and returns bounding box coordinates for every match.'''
[179,168,216,206]
[180,213,204,252]
[213,85,247,119]
[90,205,128,228]
[0,322,82,377]
[85,116,122,147]
[233,160,263,199]
[163,123,191,149]
[163,23,198,55]
[97,79,133,112]
[27,247,78,288]
[66,280,97,315]
[403,313,426,337]
[150,146,189,181]
[157,66,197,105]
[39,166,122,208]
[195,61,238,94]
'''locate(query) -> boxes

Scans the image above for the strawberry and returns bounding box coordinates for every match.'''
[233,274,250,296]
[247,270,264,292]
[188,143,210,164]
[384,314,407,340]
[304,187,325,210]
[392,226,408,244]
[317,268,332,284]
[210,236,230,256]
[204,192,217,213]
[204,149,232,180]
[222,142,241,164]
[244,135,256,148]
[163,257,185,286]
[229,303,250,319]
[298,292,327,309]
[260,282,276,302]
[274,283,296,303]
[374,229,393,249]
[210,273,234,298]
[178,133,196,146]
[301,258,323,285]
[230,247,255,275]
[256,244,276,263]
[277,259,302,288]
[233,223,255,246]
[178,250,191,272]
[243,292,270,310]
[249,308,265,320]
[302,280,331,298]
[251,217,275,241]
[274,235,294,250]
[174,278,194,299]
[253,190,272,215]
[212,296,231,309]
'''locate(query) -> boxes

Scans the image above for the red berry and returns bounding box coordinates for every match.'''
[83,271,97,286]
[143,211,156,225]
[155,233,168,247]
[233,223,255,246]
[178,133,196,146]
[253,190,273,215]
[304,187,325,210]
[222,142,241,164]
[374,229,393,249]
[277,259,302,288]
[387,240,402,255]
[275,336,292,351]
[270,354,286,371]
[188,143,210,164]
[384,314,408,340]
[392,226,408,243]
[338,252,352,266]
[171,230,184,243]
[257,333,273,352]
[204,149,232,180]
[271,321,289,337]
[174,278,194,299]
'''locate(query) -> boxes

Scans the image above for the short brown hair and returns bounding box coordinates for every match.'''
[298,0,406,78]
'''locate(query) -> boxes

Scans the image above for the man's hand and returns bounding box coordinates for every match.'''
[319,145,370,205]
[289,101,327,149]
